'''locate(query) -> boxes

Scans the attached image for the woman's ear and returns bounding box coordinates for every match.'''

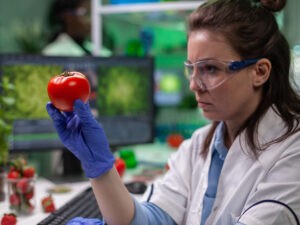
[252,58,271,87]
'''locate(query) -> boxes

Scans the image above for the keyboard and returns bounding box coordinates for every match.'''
[37,187,102,225]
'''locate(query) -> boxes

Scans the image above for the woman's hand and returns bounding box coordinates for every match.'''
[46,99,115,178]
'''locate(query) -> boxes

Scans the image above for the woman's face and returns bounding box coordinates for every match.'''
[187,30,262,126]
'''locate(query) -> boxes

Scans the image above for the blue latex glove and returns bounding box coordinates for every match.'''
[66,217,104,225]
[46,99,115,178]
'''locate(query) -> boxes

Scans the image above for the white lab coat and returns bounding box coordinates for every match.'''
[42,33,111,56]
[146,107,300,225]
[42,33,89,56]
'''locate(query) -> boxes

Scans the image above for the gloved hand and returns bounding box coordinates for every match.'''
[66,217,105,225]
[46,99,115,178]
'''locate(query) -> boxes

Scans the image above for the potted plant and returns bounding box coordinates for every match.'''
[0,76,15,201]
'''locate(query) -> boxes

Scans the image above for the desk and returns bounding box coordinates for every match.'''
[0,142,174,224]
[0,178,91,225]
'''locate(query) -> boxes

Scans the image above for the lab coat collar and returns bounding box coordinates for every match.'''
[208,106,289,223]
[213,122,228,161]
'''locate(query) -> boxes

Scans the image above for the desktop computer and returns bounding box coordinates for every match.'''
[0,54,155,177]
[0,54,155,224]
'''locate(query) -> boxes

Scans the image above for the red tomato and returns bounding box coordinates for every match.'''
[41,195,56,213]
[1,213,17,225]
[115,158,126,177]
[167,133,184,149]
[7,171,21,179]
[47,71,91,112]
[9,194,21,206]
[23,166,35,178]
[16,178,31,194]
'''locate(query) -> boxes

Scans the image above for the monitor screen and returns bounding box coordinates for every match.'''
[0,54,155,152]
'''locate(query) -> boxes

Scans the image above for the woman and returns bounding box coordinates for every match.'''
[42,0,111,56]
[42,0,92,56]
[46,0,300,224]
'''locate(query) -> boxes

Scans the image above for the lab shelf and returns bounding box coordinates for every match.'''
[91,0,205,55]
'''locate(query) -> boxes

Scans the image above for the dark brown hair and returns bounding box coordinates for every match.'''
[188,0,300,157]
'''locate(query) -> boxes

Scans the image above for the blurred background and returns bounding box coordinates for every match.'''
[0,0,299,51]
[0,0,299,81]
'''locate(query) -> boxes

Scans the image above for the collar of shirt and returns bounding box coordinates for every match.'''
[213,122,228,160]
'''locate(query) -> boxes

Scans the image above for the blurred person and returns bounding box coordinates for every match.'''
[42,0,111,56]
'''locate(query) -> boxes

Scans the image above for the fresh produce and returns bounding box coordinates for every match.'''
[41,195,56,213]
[115,158,126,177]
[119,149,137,169]
[6,158,36,215]
[6,171,20,180]
[166,133,184,148]
[0,213,17,225]
[22,166,35,178]
[47,71,91,112]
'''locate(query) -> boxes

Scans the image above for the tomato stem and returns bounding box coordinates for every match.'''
[63,71,73,77]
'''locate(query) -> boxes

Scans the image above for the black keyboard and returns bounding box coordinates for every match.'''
[37,187,102,225]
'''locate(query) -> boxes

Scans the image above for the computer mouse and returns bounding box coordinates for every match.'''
[125,181,147,194]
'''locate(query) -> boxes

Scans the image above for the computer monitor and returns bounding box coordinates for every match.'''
[0,54,155,153]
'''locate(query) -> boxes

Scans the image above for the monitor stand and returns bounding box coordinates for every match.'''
[62,149,82,174]
[50,147,119,183]
[49,148,87,183]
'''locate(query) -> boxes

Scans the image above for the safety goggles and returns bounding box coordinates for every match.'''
[184,58,259,90]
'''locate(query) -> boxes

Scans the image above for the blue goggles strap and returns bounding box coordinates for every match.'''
[229,58,260,71]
